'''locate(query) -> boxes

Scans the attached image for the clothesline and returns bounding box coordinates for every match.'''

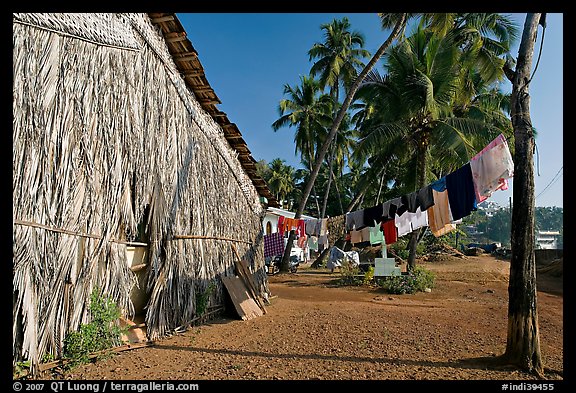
[264,133,514,254]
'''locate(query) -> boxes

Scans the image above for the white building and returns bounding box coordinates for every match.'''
[536,231,561,249]
[263,207,316,262]
[477,200,505,217]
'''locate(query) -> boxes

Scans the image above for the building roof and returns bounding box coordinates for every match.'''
[266,207,316,220]
[148,13,279,208]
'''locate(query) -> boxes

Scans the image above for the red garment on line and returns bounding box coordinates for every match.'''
[381,220,397,244]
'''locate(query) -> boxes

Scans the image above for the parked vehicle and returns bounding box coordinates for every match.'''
[265,255,299,275]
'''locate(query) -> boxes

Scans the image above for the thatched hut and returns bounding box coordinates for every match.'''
[13,12,278,373]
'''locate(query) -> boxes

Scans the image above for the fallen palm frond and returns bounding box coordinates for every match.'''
[13,13,269,375]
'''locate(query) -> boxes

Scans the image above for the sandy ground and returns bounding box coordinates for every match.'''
[38,253,563,382]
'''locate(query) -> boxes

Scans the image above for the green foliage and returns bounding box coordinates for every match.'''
[462,206,562,248]
[195,282,216,316]
[63,288,124,369]
[422,226,468,250]
[378,266,435,295]
[13,360,31,379]
[336,262,363,286]
[363,265,375,286]
[390,237,410,260]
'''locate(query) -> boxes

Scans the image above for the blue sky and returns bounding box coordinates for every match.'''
[177,13,563,208]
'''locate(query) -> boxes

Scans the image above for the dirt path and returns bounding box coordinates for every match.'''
[41,254,563,381]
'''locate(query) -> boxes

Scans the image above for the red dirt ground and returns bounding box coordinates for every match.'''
[39,253,563,382]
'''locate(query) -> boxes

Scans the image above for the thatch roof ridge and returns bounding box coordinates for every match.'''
[148,12,279,208]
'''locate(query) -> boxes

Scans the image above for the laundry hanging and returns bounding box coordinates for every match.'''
[264,232,285,258]
[345,209,367,231]
[470,133,514,203]
[445,162,477,221]
[369,222,384,245]
[405,184,435,213]
[381,219,398,244]
[340,133,513,241]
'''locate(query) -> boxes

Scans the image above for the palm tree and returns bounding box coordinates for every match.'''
[272,75,333,165]
[308,18,369,219]
[501,12,545,377]
[280,13,409,272]
[354,22,516,270]
[267,158,295,209]
[308,17,371,103]
[317,110,358,218]
[271,75,333,217]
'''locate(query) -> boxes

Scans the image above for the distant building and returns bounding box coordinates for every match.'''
[263,207,316,262]
[536,231,561,249]
[477,200,505,217]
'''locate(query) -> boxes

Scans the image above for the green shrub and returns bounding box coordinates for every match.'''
[13,360,31,379]
[378,266,435,294]
[363,265,375,286]
[337,262,363,286]
[195,282,216,316]
[390,238,409,260]
[413,265,435,290]
[63,288,125,369]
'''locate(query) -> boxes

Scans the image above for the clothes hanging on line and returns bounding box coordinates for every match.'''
[470,133,514,203]
[339,134,511,241]
[264,232,285,258]
[350,227,371,244]
[446,162,477,221]
[369,221,384,245]
[431,176,447,192]
[308,236,319,251]
[427,187,458,237]
[296,219,306,237]
[277,215,285,233]
[345,209,367,231]
[395,212,412,237]
[297,234,307,248]
[405,184,435,213]
[363,204,384,227]
[411,206,429,230]
[277,217,305,235]
[394,206,429,237]
[305,218,319,236]
[319,219,328,236]
[383,197,408,221]
[381,219,398,244]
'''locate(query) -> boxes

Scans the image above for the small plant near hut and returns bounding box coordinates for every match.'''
[195,282,216,317]
[13,360,31,379]
[62,288,125,369]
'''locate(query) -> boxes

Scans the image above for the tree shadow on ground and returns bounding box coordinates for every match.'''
[151,344,561,379]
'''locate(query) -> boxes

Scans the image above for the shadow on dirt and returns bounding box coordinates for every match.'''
[152,343,562,379]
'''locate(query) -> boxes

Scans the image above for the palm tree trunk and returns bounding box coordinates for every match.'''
[320,142,336,218]
[330,169,344,215]
[347,167,386,213]
[280,14,407,272]
[407,130,428,271]
[312,185,321,217]
[375,169,386,205]
[502,13,543,377]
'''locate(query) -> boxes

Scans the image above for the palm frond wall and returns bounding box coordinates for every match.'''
[13,13,268,374]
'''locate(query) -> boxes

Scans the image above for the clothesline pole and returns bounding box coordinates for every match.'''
[382,234,387,259]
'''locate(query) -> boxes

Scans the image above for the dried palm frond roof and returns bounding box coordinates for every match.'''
[148,13,279,208]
